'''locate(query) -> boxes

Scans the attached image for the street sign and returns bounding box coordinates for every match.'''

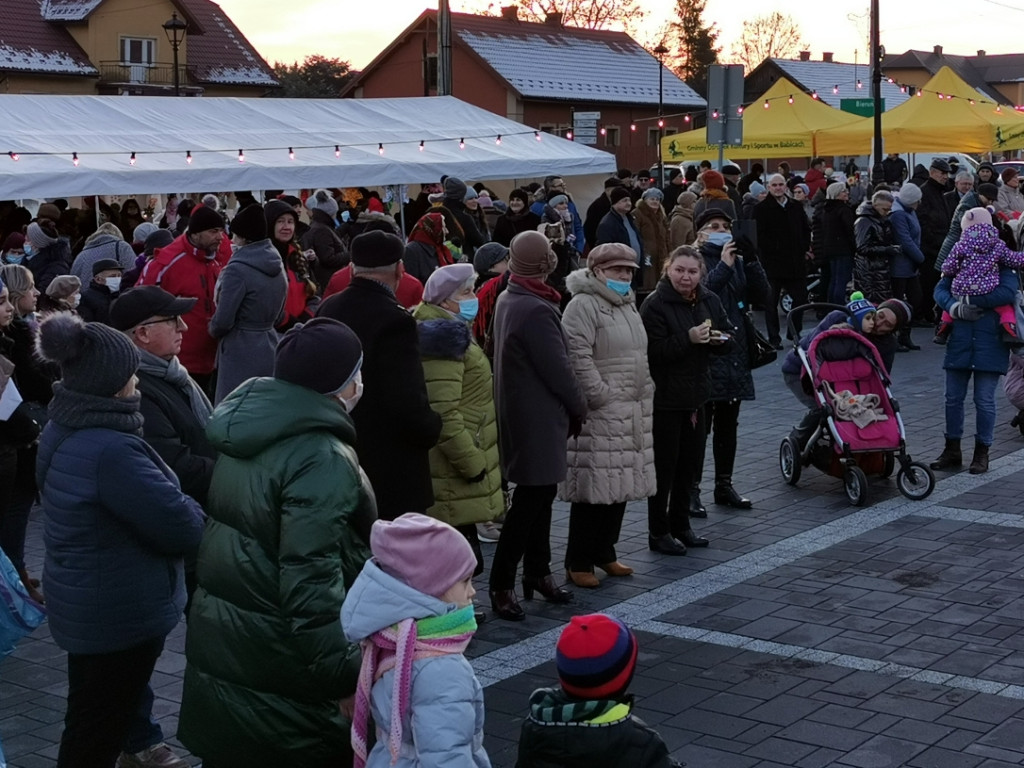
[706,65,744,148]
[840,98,885,117]
[574,111,601,121]
[573,111,601,145]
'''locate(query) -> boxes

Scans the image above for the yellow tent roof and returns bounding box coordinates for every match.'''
[660,77,865,162]
[816,66,1024,155]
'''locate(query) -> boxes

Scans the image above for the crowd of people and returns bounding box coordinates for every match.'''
[0,154,1022,767]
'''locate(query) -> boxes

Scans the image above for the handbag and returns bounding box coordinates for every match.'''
[743,311,778,369]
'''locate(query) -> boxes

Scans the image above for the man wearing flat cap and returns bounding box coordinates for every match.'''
[317,230,442,520]
[914,157,953,317]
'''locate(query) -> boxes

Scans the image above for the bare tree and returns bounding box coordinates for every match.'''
[514,0,645,31]
[729,12,805,72]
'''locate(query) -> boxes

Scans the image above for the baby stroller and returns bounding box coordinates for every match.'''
[779,304,935,506]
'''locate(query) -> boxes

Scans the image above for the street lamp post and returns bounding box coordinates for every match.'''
[162,12,188,96]
[654,45,669,188]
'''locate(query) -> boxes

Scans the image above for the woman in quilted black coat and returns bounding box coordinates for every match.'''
[853,190,900,303]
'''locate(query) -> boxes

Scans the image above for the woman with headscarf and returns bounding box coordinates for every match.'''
[119,198,146,236]
[403,212,454,284]
[669,190,697,249]
[691,170,737,225]
[821,181,857,304]
[492,189,541,247]
[633,188,671,293]
[265,200,319,332]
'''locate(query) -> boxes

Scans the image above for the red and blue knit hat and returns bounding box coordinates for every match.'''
[556,613,638,700]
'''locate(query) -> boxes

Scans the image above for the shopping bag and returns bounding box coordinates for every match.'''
[0,547,46,660]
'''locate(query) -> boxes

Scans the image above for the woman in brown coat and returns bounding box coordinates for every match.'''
[633,188,671,292]
[670,191,697,249]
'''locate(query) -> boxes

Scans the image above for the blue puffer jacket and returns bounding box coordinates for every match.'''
[935,267,1018,374]
[342,560,490,768]
[889,199,925,278]
[37,423,205,654]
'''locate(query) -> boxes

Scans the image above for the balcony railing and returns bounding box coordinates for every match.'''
[97,61,192,88]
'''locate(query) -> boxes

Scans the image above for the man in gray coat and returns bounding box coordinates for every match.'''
[488,230,587,622]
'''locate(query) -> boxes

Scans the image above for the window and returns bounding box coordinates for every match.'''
[647,127,661,146]
[604,126,620,147]
[664,127,678,136]
[538,124,557,135]
[425,54,437,90]
[120,38,155,66]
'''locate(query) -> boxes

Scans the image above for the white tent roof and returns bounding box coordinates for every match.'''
[0,94,616,199]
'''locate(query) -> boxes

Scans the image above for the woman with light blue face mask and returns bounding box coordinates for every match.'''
[693,208,772,512]
[1,233,26,265]
[559,243,656,588]
[412,263,504,616]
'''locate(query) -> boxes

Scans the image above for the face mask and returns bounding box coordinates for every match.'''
[340,210,351,223]
[339,371,363,413]
[70,293,81,308]
[3,253,23,264]
[22,243,33,258]
[104,277,122,293]
[706,232,731,247]
[457,297,479,322]
[606,279,631,296]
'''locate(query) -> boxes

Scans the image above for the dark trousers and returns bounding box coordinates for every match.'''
[765,277,807,343]
[565,501,627,572]
[454,523,485,577]
[648,408,706,539]
[919,257,940,323]
[123,684,163,755]
[891,275,924,340]
[704,399,742,480]
[58,636,165,768]
[0,448,36,572]
[488,484,556,591]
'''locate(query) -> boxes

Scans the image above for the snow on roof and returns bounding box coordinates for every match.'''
[454,14,704,107]
[1,0,97,75]
[176,0,278,87]
[0,43,97,74]
[770,59,910,110]
[39,0,104,22]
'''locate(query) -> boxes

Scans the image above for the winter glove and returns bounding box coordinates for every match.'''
[950,300,984,322]
[568,415,584,439]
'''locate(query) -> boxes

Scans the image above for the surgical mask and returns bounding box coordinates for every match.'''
[69,293,81,308]
[104,277,122,293]
[22,242,34,258]
[340,210,351,223]
[339,371,363,414]
[3,252,23,265]
[606,279,631,296]
[706,232,731,248]
[457,297,479,322]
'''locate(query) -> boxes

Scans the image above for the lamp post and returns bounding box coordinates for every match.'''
[162,12,187,96]
[654,44,669,188]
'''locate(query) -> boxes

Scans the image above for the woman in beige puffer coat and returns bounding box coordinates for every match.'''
[559,243,656,589]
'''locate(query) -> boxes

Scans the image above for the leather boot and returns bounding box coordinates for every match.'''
[566,569,600,588]
[714,475,752,509]
[598,561,634,577]
[969,442,990,475]
[930,438,962,471]
[688,488,707,518]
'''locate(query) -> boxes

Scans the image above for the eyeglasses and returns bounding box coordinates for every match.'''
[135,316,184,330]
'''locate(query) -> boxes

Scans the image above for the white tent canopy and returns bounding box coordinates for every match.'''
[0,94,616,199]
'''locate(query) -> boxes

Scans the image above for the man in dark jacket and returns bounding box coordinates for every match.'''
[317,231,441,520]
[595,187,645,287]
[530,175,586,251]
[882,153,908,184]
[914,157,952,320]
[753,174,811,346]
[738,163,764,196]
[78,258,123,325]
[721,164,744,212]
[583,178,624,249]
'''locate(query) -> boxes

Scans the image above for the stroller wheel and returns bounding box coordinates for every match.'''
[843,466,870,506]
[780,437,802,485]
[880,453,896,479]
[896,461,936,501]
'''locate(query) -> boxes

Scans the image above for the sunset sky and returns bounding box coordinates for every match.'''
[216,0,1022,70]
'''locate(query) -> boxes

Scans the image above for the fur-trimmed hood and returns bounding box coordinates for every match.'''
[417,317,471,360]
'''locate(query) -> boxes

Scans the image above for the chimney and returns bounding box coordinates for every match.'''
[977,49,987,58]
[933,45,943,55]
[500,5,519,20]
[799,50,811,62]
[545,11,562,26]
[822,52,834,63]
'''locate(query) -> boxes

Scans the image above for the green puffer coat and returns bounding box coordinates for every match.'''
[178,377,375,768]
[413,302,503,526]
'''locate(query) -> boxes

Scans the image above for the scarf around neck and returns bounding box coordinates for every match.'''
[47,382,144,432]
[528,687,632,726]
[509,273,562,304]
[352,604,477,768]
[136,349,213,425]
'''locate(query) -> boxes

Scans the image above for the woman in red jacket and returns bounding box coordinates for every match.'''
[265,200,318,331]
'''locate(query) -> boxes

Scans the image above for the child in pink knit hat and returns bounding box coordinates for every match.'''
[341,513,490,768]
[936,207,1024,344]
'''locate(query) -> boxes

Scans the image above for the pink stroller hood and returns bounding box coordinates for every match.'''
[805,328,902,452]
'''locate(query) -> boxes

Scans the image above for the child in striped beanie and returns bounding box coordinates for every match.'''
[517,613,683,767]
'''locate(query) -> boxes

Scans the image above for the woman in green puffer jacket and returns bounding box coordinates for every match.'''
[178,319,376,768]
[413,264,504,575]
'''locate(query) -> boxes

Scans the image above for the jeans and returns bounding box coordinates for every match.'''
[488,484,556,591]
[58,636,165,768]
[765,277,807,343]
[828,256,854,305]
[565,502,627,572]
[648,408,706,539]
[944,368,1001,446]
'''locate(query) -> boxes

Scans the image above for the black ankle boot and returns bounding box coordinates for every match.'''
[714,476,752,509]
[930,438,962,471]
[969,442,990,475]
[688,490,707,519]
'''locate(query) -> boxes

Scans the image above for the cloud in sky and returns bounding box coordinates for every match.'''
[218,0,1024,70]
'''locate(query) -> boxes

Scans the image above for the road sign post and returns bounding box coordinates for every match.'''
[706,64,744,167]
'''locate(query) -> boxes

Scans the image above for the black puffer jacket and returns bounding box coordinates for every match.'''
[916,177,950,260]
[640,278,730,411]
[701,243,769,402]
[821,199,857,261]
[853,201,898,303]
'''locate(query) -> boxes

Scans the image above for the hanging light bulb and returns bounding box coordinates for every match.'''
[238,149,245,163]
[937,92,943,100]
[969,98,976,106]
[289,147,295,160]
[811,90,819,100]
[8,151,18,161]
[996,104,1002,112]
[129,151,136,166]
[335,145,340,158]
[787,95,793,104]
[566,130,573,140]
[712,109,719,119]
[186,150,193,164]
[459,137,465,149]
[916,90,922,97]
[495,134,502,145]
[72,151,79,166]
[535,130,542,140]
[856,80,863,89]
[419,140,425,151]
[657,118,664,128]
[683,114,691,123]
[887,77,894,84]
[599,126,606,136]
[629,123,636,131]
[900,86,907,94]
[833,84,839,95]
[763,99,770,109]
[378,143,384,154]
[737,106,744,115]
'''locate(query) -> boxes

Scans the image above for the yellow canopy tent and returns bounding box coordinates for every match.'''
[660,77,865,162]
[816,66,1024,155]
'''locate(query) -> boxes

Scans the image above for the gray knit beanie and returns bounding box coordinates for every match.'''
[444,176,468,201]
[36,312,140,397]
[306,188,339,219]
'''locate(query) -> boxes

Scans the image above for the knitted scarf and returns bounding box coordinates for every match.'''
[509,274,561,305]
[527,687,632,726]
[409,212,454,268]
[47,382,144,433]
[352,604,477,768]
[136,349,213,425]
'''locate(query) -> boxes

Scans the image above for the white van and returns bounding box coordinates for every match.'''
[852,152,979,179]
